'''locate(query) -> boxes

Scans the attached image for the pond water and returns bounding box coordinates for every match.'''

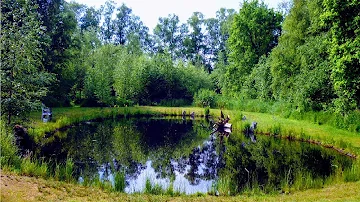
[38,117,353,194]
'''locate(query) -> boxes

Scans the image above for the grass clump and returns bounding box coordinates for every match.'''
[144,178,164,195]
[0,121,21,169]
[20,156,49,178]
[114,170,126,192]
[344,161,360,182]
[210,176,233,196]
[65,158,74,182]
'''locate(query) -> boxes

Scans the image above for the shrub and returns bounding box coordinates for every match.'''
[0,121,20,168]
[193,89,217,108]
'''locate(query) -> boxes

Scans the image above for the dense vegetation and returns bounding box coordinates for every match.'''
[1,0,360,199]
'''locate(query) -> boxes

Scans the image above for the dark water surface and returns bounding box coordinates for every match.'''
[38,117,353,194]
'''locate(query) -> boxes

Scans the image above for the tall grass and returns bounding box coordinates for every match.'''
[344,160,360,182]
[144,178,164,195]
[114,170,126,192]
[65,158,74,182]
[210,176,233,196]
[213,96,360,133]
[0,120,21,169]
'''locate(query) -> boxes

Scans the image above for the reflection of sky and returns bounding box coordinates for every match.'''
[125,160,214,194]
[96,135,218,194]
[126,161,169,193]
[172,162,214,194]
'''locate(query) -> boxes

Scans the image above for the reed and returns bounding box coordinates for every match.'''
[114,170,126,192]
[65,158,74,183]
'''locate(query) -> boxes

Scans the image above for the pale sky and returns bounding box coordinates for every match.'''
[68,0,283,31]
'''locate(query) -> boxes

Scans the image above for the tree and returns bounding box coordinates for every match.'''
[80,6,101,31]
[322,0,360,112]
[270,0,310,101]
[153,14,182,59]
[269,0,334,111]
[184,12,207,70]
[226,0,282,93]
[114,3,132,45]
[84,45,122,106]
[100,0,116,43]
[35,0,78,106]
[1,0,53,124]
[204,8,236,72]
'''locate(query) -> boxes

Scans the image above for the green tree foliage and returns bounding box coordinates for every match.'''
[80,6,101,31]
[113,52,212,105]
[184,12,207,70]
[204,8,236,72]
[113,48,145,104]
[114,3,132,45]
[322,0,360,112]
[193,89,218,108]
[100,0,116,43]
[84,45,121,106]
[242,56,273,100]
[270,0,310,101]
[153,14,183,59]
[35,0,78,106]
[270,0,335,111]
[82,44,212,106]
[226,0,282,93]
[1,0,54,124]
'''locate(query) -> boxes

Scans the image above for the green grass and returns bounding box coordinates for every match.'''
[217,98,360,133]
[113,170,126,192]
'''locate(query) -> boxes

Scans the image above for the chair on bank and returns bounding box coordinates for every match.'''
[41,104,52,122]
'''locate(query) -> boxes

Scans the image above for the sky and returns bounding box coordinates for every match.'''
[68,0,283,32]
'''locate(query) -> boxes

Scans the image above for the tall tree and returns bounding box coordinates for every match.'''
[269,0,335,111]
[270,0,310,101]
[225,0,282,93]
[114,3,132,45]
[153,14,182,59]
[100,0,116,43]
[204,8,236,72]
[184,12,207,70]
[80,6,101,31]
[35,0,78,106]
[1,0,53,124]
[322,0,360,112]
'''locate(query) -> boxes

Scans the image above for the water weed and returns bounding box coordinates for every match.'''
[114,170,126,192]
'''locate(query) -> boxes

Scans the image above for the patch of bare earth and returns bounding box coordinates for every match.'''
[1,172,59,202]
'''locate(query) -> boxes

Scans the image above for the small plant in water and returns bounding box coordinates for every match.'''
[205,107,210,117]
[144,178,164,195]
[114,170,126,192]
[65,158,74,182]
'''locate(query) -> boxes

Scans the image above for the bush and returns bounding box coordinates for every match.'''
[193,89,217,108]
[0,121,20,168]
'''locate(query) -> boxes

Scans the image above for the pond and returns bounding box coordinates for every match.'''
[37,117,353,195]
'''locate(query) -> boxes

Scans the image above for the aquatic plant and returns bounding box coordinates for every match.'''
[114,170,126,192]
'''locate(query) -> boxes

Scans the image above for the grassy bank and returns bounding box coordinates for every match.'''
[2,171,360,202]
[28,106,360,156]
[27,106,209,142]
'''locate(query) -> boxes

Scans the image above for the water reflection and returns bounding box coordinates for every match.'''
[36,117,353,195]
[39,118,221,194]
[221,132,353,194]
